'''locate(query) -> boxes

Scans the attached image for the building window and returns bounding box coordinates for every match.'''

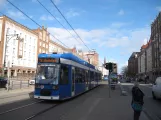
[39,48,41,53]
[18,39,23,58]
[29,52,31,57]
[13,48,15,55]
[24,51,26,58]
[33,46,35,51]
[46,45,48,48]
[43,43,45,47]
[40,42,42,46]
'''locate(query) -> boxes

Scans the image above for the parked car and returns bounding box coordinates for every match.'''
[0,77,7,88]
[152,77,161,99]
[29,79,35,85]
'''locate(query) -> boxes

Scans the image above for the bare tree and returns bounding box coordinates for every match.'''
[121,65,128,76]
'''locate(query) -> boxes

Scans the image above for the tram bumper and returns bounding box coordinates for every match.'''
[34,95,59,100]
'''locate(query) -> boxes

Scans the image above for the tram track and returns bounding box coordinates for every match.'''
[0,100,44,115]
[24,103,60,120]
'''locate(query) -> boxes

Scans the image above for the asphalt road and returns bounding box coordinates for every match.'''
[0,82,151,120]
[0,86,102,120]
[122,83,161,120]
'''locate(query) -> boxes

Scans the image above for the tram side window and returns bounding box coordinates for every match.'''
[90,71,94,81]
[82,69,85,83]
[60,65,68,84]
[75,67,80,83]
[85,71,88,83]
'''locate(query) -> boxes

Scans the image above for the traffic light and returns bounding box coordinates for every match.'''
[109,62,112,70]
[104,62,113,72]
[104,63,109,69]
[113,63,117,69]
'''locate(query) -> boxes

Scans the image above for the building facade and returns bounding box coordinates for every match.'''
[83,51,99,66]
[128,52,139,76]
[150,12,161,81]
[49,40,71,53]
[33,27,49,54]
[146,40,153,81]
[0,16,38,78]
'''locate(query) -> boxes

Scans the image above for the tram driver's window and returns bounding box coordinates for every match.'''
[60,65,68,84]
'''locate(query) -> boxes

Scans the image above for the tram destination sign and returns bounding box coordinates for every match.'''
[38,58,59,63]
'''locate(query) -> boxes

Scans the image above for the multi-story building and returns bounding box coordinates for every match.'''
[33,26,49,54]
[146,40,153,81]
[150,12,161,81]
[83,51,99,66]
[138,44,148,79]
[0,16,38,78]
[49,40,71,53]
[128,52,139,76]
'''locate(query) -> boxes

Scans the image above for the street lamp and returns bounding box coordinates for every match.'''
[3,28,19,91]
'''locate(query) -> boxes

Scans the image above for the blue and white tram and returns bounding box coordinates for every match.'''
[34,53,101,100]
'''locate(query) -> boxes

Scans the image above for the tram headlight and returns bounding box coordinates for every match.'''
[52,85,59,90]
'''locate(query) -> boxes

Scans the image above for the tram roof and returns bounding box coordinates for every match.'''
[38,53,95,69]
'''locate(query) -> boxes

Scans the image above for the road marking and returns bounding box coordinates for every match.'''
[0,100,44,115]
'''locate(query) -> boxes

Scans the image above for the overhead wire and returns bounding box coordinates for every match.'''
[36,0,82,45]
[6,0,70,48]
[50,0,91,51]
[5,0,104,65]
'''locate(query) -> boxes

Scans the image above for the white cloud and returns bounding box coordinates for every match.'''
[32,0,37,2]
[118,9,124,15]
[53,0,61,5]
[156,6,161,11]
[111,22,132,28]
[47,25,150,74]
[48,26,150,52]
[7,11,26,19]
[66,9,80,18]
[40,15,55,21]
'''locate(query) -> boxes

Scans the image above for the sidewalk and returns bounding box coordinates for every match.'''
[64,81,150,120]
[0,86,34,105]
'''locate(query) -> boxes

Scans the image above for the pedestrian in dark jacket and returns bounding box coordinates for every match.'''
[131,82,144,120]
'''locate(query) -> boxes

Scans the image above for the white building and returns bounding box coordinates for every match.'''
[0,16,38,77]
[49,40,71,54]
[98,66,109,77]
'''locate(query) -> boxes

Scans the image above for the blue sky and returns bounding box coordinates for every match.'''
[0,0,161,73]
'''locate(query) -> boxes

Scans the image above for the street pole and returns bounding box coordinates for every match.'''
[3,28,19,91]
[7,61,10,91]
[108,70,111,98]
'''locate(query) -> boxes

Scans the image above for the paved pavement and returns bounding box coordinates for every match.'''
[0,86,34,105]
[122,82,161,120]
[0,81,150,120]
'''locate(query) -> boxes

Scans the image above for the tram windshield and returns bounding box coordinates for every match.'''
[36,64,60,85]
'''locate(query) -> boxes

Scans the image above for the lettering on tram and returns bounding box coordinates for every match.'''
[38,58,59,63]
